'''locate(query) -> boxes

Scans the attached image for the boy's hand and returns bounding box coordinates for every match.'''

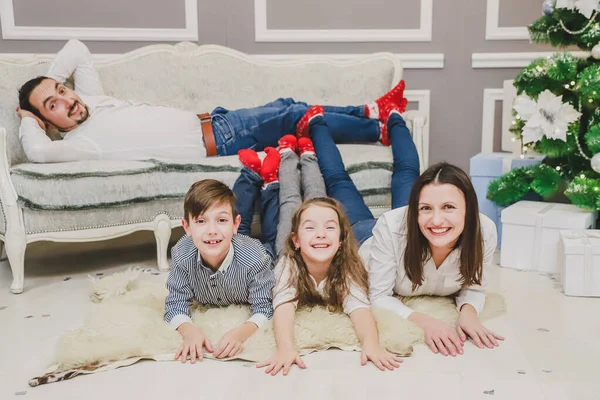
[256,347,306,376]
[16,107,46,130]
[215,323,256,359]
[175,323,213,363]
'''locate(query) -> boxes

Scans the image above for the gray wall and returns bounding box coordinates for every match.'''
[0,0,557,257]
[0,0,554,171]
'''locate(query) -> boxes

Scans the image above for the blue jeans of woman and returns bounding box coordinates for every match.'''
[211,98,380,156]
[309,114,420,245]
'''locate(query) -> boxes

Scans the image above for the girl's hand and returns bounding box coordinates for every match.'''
[361,343,403,371]
[256,347,306,376]
[457,306,504,349]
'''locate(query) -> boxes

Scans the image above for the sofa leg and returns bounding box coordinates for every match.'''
[153,214,172,272]
[5,229,26,294]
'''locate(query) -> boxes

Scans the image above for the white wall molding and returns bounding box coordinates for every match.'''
[481,88,504,153]
[254,0,433,42]
[472,51,590,68]
[0,0,198,41]
[405,89,431,167]
[485,0,529,40]
[252,53,444,69]
[0,52,445,70]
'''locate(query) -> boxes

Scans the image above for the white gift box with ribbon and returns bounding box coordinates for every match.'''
[500,201,597,273]
[559,230,600,297]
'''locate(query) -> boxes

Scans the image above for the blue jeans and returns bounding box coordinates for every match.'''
[210,98,380,156]
[232,167,279,259]
[310,114,420,245]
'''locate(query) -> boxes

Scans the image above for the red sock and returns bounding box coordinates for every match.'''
[296,105,324,138]
[398,97,408,113]
[278,134,297,153]
[298,137,315,155]
[238,149,261,174]
[261,147,281,184]
[366,80,406,121]
[379,103,403,147]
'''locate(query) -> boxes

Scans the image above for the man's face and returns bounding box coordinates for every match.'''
[30,78,89,132]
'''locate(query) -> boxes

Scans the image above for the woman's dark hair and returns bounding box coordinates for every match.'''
[403,162,483,290]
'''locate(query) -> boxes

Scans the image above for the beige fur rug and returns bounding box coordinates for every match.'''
[30,268,505,386]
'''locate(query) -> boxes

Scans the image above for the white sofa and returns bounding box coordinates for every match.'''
[0,42,427,294]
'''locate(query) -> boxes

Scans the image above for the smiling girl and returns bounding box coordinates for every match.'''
[257,102,420,376]
[257,197,403,376]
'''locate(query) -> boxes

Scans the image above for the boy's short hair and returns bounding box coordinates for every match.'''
[183,179,237,222]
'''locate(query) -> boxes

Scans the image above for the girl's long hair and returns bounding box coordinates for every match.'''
[281,197,369,313]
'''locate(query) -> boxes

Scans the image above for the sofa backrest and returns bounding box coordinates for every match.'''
[0,42,402,166]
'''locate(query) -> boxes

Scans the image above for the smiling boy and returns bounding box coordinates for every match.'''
[164,179,275,362]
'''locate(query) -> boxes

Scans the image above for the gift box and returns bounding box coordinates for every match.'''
[500,201,597,273]
[558,230,600,297]
[470,152,545,247]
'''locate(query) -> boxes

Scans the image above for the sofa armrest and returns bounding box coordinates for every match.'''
[402,110,428,172]
[0,127,18,209]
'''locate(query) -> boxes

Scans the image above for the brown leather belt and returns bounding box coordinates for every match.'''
[197,113,217,157]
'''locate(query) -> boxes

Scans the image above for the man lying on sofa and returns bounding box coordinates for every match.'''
[16,39,407,163]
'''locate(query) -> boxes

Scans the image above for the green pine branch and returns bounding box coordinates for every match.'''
[487,165,563,207]
[565,176,600,210]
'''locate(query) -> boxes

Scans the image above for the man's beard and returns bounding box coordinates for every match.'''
[68,100,89,125]
[56,101,89,132]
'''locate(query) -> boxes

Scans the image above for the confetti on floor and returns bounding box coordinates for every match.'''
[24,315,33,319]
[483,389,495,395]
[15,391,27,395]
[41,314,51,318]
[96,272,104,276]
[517,370,526,374]
[0,306,7,311]
[151,272,160,275]
[537,328,549,332]
[63,277,71,281]
[542,368,553,373]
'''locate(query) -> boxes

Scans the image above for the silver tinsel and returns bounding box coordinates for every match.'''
[591,153,600,173]
[542,0,555,16]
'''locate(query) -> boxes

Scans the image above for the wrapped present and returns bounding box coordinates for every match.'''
[500,201,597,273]
[558,230,600,297]
[470,152,545,247]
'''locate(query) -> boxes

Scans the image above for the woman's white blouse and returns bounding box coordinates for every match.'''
[358,206,497,319]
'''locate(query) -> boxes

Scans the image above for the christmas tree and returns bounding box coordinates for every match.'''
[487,0,600,211]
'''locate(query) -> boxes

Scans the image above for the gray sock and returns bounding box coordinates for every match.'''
[300,153,326,200]
[275,150,301,257]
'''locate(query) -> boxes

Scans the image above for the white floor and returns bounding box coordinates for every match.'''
[0,245,599,400]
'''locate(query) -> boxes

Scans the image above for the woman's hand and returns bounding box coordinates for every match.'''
[457,304,504,349]
[409,312,464,356]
